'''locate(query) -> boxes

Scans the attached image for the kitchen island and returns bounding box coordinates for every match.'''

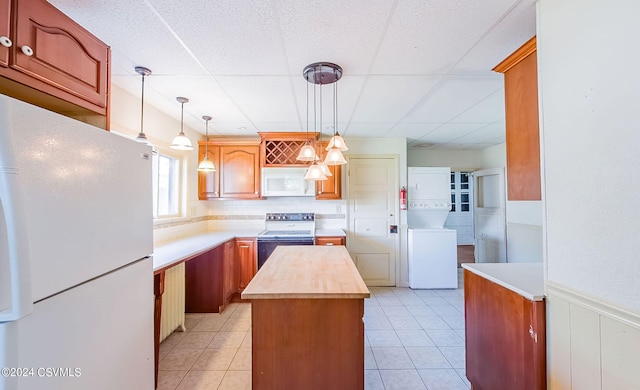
[242,245,370,390]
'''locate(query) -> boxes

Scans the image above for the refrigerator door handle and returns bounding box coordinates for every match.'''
[0,101,33,322]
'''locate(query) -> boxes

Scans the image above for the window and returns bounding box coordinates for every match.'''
[152,152,181,219]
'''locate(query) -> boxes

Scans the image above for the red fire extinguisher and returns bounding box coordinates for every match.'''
[400,186,407,210]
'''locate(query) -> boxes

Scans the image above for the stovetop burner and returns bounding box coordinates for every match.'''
[260,213,316,239]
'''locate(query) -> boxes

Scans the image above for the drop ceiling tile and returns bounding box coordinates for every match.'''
[49,0,205,75]
[351,76,442,122]
[252,122,305,133]
[415,122,488,144]
[454,88,506,122]
[451,123,505,144]
[292,76,367,130]
[276,0,394,75]
[405,75,503,122]
[372,0,518,74]
[343,123,395,138]
[454,0,537,73]
[148,0,289,75]
[216,76,299,123]
[386,122,442,139]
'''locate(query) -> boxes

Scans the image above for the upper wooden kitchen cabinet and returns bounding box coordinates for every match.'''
[258,132,319,167]
[493,37,541,201]
[0,0,110,129]
[316,141,342,200]
[198,140,261,200]
[197,142,220,199]
[0,0,9,68]
[235,238,256,292]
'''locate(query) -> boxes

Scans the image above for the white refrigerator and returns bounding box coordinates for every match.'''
[0,95,154,389]
[407,167,458,289]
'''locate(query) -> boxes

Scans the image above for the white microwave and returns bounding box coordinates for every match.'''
[261,167,315,197]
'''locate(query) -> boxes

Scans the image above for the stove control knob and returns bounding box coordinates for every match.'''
[282,215,288,220]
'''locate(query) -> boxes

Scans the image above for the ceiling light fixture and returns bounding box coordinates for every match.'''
[170,97,193,150]
[302,62,346,179]
[133,66,156,153]
[197,115,216,172]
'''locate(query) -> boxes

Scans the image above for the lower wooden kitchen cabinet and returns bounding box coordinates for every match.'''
[222,240,236,310]
[235,238,256,291]
[184,245,223,313]
[315,236,345,246]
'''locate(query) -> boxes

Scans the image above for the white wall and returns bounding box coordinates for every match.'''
[538,0,640,312]
[407,149,482,170]
[539,0,640,388]
[109,86,208,245]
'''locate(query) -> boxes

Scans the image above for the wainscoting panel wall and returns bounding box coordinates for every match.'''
[546,283,640,389]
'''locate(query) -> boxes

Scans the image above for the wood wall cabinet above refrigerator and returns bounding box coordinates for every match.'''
[0,0,110,129]
[198,140,261,200]
[493,37,541,201]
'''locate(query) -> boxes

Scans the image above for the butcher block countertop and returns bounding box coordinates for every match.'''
[242,245,370,300]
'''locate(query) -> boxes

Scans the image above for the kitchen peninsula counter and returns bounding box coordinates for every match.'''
[152,230,263,272]
[461,262,546,389]
[242,245,369,390]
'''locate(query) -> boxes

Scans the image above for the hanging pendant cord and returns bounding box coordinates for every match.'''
[140,73,145,135]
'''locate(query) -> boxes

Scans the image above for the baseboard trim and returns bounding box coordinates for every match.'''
[546,281,640,329]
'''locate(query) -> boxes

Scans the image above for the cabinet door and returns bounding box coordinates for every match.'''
[235,238,256,291]
[197,143,220,200]
[0,0,9,68]
[185,246,223,313]
[316,164,342,199]
[12,0,109,111]
[220,145,260,199]
[315,236,345,246]
[222,240,235,309]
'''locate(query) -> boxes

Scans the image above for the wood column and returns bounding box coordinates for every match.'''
[153,271,165,389]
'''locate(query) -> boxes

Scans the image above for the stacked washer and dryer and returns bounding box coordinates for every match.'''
[407,167,458,289]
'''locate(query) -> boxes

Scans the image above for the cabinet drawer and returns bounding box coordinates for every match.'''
[315,236,345,246]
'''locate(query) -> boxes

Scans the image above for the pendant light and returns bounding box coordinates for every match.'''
[170,97,193,150]
[133,66,157,153]
[324,65,347,165]
[296,75,318,162]
[197,116,216,172]
[325,78,348,152]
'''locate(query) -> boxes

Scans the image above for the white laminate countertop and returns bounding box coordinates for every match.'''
[153,230,263,272]
[461,263,545,301]
[314,229,346,237]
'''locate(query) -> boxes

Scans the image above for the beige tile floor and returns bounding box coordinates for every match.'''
[158,269,470,390]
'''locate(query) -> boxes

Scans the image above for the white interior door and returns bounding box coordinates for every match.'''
[473,168,506,263]
[347,156,398,286]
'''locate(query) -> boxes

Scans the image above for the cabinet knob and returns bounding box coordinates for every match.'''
[21,45,33,56]
[318,191,321,194]
[0,36,12,48]
[255,191,258,195]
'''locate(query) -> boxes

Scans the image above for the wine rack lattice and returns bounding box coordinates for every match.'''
[264,140,313,166]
